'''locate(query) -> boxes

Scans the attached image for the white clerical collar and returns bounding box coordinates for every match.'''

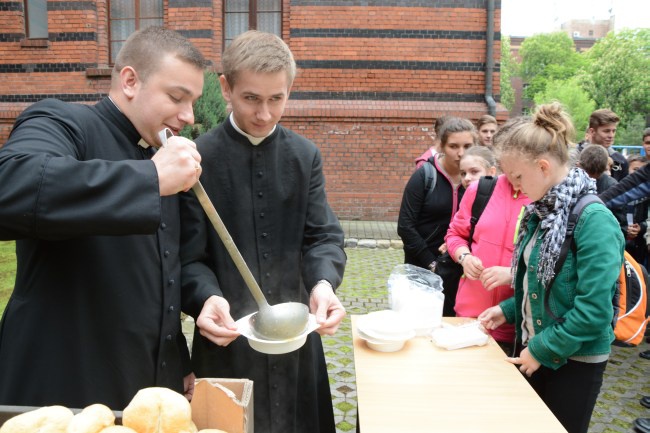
[229,113,275,145]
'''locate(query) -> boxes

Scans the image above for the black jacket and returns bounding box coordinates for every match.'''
[0,98,214,409]
[398,156,465,268]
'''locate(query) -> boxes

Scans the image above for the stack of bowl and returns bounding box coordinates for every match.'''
[356,310,416,352]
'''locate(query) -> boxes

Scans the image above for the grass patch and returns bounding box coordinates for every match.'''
[0,241,16,315]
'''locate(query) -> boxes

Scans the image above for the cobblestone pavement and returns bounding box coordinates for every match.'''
[327,245,650,433]
[184,221,650,433]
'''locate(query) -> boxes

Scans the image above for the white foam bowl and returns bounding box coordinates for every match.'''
[357,329,411,353]
[356,311,415,353]
[357,310,415,341]
[236,312,320,355]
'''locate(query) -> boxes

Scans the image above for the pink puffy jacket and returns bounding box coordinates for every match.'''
[445,175,531,343]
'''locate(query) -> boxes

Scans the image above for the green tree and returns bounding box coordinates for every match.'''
[499,35,516,111]
[615,114,646,146]
[582,28,650,128]
[181,71,227,139]
[519,32,583,100]
[533,77,596,134]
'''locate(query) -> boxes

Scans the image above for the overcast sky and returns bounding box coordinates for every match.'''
[501,0,649,37]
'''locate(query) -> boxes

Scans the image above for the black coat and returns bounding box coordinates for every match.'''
[186,119,346,433]
[0,98,213,410]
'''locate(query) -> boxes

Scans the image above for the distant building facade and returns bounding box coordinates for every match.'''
[0,0,507,220]
[561,18,613,50]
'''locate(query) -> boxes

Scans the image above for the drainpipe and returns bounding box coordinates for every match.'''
[485,0,497,117]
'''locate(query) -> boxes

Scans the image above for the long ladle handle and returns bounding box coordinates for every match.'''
[157,128,269,309]
[191,181,270,309]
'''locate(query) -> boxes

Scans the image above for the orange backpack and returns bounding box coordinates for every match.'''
[613,251,649,346]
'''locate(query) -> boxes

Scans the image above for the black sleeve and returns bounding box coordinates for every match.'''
[599,163,650,207]
[397,166,436,268]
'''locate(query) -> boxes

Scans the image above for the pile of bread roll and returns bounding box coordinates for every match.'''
[0,387,226,433]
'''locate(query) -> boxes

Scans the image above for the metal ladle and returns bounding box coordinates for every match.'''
[158,129,309,341]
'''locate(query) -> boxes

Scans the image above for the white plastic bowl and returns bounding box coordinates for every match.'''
[236,312,320,355]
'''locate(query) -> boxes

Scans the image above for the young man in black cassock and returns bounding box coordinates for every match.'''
[0,27,223,410]
[185,30,347,433]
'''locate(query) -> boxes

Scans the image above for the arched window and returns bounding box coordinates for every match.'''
[109,0,163,63]
[224,0,281,47]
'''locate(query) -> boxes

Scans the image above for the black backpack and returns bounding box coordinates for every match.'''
[422,156,437,198]
[544,194,649,346]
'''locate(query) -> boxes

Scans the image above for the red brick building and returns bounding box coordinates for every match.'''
[0,0,507,220]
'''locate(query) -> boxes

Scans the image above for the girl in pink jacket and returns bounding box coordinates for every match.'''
[445,149,531,353]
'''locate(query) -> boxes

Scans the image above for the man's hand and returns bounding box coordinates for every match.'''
[152,135,202,196]
[183,372,196,401]
[309,281,346,335]
[195,295,240,346]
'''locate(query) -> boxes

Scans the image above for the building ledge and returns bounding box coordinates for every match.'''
[20,39,49,48]
[86,68,112,78]
[283,100,509,121]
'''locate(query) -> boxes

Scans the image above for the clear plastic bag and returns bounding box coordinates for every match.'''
[387,264,445,336]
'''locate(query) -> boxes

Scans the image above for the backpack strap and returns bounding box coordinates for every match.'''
[422,156,437,199]
[467,176,498,246]
[544,194,603,323]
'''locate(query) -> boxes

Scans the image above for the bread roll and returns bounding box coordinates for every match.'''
[98,427,137,433]
[67,404,115,433]
[197,430,228,433]
[0,405,74,433]
[122,387,193,433]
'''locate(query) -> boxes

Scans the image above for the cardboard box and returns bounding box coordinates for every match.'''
[191,378,254,433]
[0,378,254,433]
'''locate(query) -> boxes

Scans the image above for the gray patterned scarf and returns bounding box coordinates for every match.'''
[511,167,597,288]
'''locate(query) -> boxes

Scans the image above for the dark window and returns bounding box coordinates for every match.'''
[25,0,48,39]
[589,30,594,36]
[224,0,281,47]
[109,0,163,63]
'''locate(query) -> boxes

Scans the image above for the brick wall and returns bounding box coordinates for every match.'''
[0,0,507,220]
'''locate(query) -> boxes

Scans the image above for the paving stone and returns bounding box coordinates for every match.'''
[357,239,377,249]
[344,238,358,248]
[183,223,650,433]
[376,239,391,249]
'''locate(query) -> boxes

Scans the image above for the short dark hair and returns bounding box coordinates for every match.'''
[627,154,646,165]
[579,144,609,177]
[589,109,620,129]
[113,26,208,83]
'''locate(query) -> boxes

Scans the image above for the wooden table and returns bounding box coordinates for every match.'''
[352,316,567,433]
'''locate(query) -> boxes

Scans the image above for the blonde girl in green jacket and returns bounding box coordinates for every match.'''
[478,103,624,433]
